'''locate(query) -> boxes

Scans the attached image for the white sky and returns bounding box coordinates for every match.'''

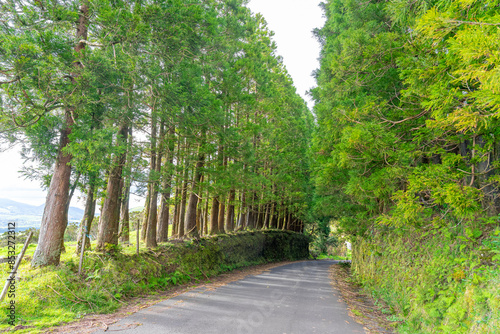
[247,0,324,109]
[0,0,325,209]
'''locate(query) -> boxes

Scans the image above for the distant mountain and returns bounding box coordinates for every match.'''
[0,198,42,216]
[0,198,84,231]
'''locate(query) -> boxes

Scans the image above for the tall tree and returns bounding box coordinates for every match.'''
[0,0,91,267]
[97,123,129,250]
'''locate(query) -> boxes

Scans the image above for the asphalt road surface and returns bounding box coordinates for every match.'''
[92,260,366,334]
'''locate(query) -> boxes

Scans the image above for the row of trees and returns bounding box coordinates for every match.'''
[311,0,500,233]
[0,0,313,267]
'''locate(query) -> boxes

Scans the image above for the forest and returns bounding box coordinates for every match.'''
[0,0,313,268]
[1,0,500,333]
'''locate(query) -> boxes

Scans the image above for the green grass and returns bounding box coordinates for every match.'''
[316,254,350,260]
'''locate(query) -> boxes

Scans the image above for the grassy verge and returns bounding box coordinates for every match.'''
[316,254,351,261]
[0,230,309,333]
[352,224,500,333]
[330,262,398,333]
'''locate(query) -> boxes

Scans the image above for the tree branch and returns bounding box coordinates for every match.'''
[380,109,429,126]
[446,20,500,27]
[0,77,20,85]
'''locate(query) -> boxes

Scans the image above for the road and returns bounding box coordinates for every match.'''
[92,260,366,334]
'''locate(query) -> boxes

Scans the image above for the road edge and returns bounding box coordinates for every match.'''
[329,262,398,334]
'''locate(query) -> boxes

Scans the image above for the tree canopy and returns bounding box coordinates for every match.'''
[311,0,500,235]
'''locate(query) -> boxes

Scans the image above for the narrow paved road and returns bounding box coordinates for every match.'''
[92,260,365,334]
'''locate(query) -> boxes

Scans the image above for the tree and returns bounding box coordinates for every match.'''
[311,0,500,236]
[0,0,94,266]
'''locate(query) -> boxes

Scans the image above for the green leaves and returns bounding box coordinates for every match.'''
[311,0,500,236]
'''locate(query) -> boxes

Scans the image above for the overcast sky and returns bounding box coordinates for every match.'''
[0,0,325,209]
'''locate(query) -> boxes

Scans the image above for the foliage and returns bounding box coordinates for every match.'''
[0,228,38,248]
[311,0,500,230]
[352,226,500,333]
[307,219,339,258]
[0,0,313,265]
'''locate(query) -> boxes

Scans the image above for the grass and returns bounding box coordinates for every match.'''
[316,254,351,260]
[0,229,165,332]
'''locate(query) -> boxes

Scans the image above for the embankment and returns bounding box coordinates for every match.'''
[352,226,500,333]
[0,230,309,332]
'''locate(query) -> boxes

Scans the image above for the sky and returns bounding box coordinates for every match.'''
[247,0,324,109]
[0,0,326,209]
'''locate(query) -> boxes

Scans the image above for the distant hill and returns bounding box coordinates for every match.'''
[0,198,84,232]
[130,206,144,212]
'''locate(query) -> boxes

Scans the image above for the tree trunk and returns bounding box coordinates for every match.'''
[178,163,189,238]
[239,192,247,229]
[225,189,235,232]
[263,203,270,229]
[157,189,171,242]
[31,112,74,267]
[246,197,255,229]
[185,147,205,237]
[210,196,220,234]
[172,183,180,237]
[157,126,175,242]
[146,117,161,248]
[75,175,96,254]
[59,171,80,254]
[204,188,209,235]
[286,209,291,230]
[146,184,159,247]
[196,205,202,233]
[218,197,226,233]
[96,124,129,250]
[119,177,130,244]
[256,205,263,229]
[247,210,255,229]
[141,189,150,240]
[119,128,133,244]
[281,207,286,230]
[270,202,276,228]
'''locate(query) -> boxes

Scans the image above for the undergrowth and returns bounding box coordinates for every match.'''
[352,222,500,333]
